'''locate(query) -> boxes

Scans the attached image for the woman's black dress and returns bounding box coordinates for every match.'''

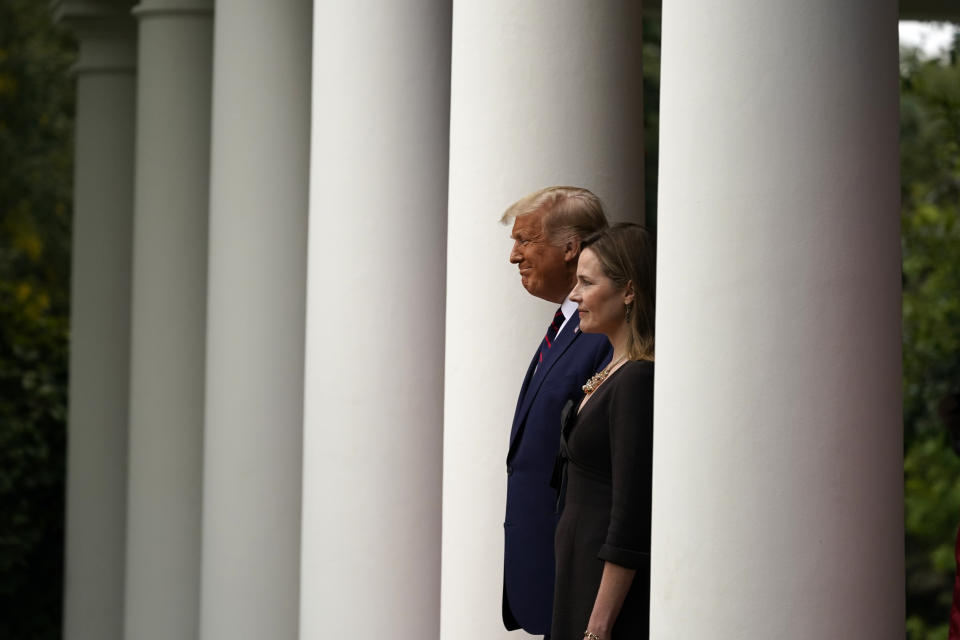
[551,360,653,640]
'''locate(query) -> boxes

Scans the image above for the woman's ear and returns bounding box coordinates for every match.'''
[623,281,636,305]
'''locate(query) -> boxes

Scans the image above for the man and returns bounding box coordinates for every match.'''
[501,186,613,637]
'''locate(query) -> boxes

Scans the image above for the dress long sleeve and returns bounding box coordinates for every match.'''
[597,362,654,569]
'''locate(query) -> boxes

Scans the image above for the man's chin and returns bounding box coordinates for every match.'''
[521,279,563,303]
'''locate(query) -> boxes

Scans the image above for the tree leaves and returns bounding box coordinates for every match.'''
[0,2,73,637]
[901,36,960,640]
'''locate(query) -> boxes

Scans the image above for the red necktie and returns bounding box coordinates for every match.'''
[538,307,566,363]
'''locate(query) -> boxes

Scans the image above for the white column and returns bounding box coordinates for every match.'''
[652,1,902,638]
[443,4,645,638]
[124,1,212,638]
[56,3,136,639]
[199,1,310,638]
[298,2,451,638]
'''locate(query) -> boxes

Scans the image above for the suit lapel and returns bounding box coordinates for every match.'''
[508,313,582,453]
[510,349,540,429]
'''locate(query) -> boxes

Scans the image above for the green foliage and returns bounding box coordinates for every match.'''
[0,285,68,639]
[0,0,75,315]
[901,37,960,637]
[0,1,75,637]
[907,615,950,640]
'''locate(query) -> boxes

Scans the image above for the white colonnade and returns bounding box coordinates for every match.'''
[124,1,212,638]
[652,0,904,637]
[198,1,311,639]
[52,0,911,638]
[298,1,452,638]
[57,3,136,639]
[442,3,646,638]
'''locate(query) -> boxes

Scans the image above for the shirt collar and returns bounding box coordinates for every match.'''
[559,294,578,319]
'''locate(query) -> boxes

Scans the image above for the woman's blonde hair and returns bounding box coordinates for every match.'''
[581,223,655,361]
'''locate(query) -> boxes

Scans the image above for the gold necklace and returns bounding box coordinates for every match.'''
[582,355,627,394]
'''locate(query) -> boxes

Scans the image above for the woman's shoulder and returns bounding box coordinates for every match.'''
[620,358,653,377]
[610,359,653,388]
[607,360,653,415]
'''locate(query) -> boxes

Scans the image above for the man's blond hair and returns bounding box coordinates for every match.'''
[500,186,608,246]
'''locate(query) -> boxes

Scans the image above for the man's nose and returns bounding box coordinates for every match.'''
[509,242,522,263]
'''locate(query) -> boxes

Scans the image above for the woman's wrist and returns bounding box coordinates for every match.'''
[585,617,613,638]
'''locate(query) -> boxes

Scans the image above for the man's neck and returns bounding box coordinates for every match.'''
[548,278,576,305]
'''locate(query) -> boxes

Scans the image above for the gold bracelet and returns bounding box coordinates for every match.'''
[584,632,602,640]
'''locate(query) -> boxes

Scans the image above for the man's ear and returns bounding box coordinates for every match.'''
[623,281,636,305]
[563,236,581,263]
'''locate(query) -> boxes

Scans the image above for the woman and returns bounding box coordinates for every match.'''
[552,222,655,640]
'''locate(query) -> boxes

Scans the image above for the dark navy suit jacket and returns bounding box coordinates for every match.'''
[503,311,612,634]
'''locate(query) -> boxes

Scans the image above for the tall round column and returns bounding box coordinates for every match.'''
[298,2,451,638]
[199,1,310,638]
[56,3,136,639]
[442,4,645,638]
[124,1,212,638]
[651,1,903,637]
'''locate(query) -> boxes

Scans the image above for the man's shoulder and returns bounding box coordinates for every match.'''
[557,329,610,367]
[566,328,610,352]
[574,329,610,345]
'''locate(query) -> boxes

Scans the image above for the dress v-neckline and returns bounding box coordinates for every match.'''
[577,360,630,416]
